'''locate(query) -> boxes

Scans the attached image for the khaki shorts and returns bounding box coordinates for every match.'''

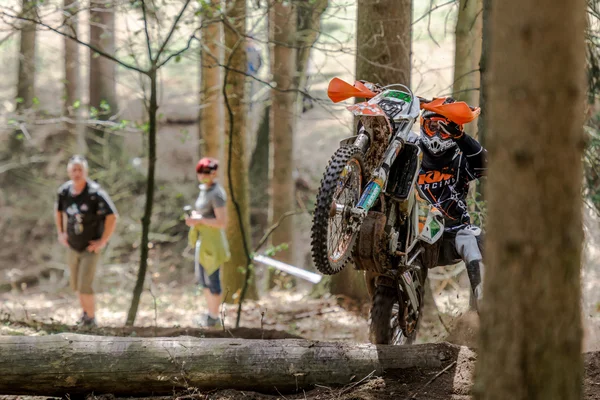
[67,248,100,294]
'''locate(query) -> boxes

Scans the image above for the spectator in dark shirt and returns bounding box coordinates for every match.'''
[55,155,118,327]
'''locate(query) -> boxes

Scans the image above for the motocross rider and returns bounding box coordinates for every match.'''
[416,99,486,308]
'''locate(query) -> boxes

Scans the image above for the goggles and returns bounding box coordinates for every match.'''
[422,116,452,140]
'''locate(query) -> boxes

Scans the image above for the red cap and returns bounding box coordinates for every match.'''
[196,157,219,173]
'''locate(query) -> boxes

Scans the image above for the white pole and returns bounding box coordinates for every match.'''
[252,254,322,284]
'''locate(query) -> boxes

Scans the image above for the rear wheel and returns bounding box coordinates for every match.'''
[369,268,427,345]
[369,285,417,345]
[311,146,364,275]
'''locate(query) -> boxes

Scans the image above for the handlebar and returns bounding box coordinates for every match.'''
[349,79,480,121]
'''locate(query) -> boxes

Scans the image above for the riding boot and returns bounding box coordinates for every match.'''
[466,260,483,311]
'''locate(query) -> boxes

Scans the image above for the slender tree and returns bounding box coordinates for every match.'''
[268,0,298,268]
[10,0,37,153]
[15,0,36,112]
[294,0,328,96]
[63,0,81,144]
[476,0,491,147]
[249,105,270,234]
[222,0,258,304]
[475,0,587,399]
[198,1,223,159]
[452,0,482,137]
[88,0,118,159]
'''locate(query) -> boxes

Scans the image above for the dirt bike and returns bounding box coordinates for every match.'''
[310,78,479,345]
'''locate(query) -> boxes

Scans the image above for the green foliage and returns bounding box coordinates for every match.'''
[100,100,111,112]
[264,243,289,257]
[137,121,150,133]
[467,189,487,229]
[179,128,190,143]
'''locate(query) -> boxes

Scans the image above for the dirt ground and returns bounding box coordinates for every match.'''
[1,273,600,400]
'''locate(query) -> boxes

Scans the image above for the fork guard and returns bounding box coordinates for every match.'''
[353,211,391,274]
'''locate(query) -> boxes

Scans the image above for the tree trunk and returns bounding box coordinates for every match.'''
[63,0,82,148]
[476,0,491,147]
[126,70,158,326]
[473,0,491,202]
[11,0,37,153]
[268,1,297,267]
[454,0,483,211]
[222,0,257,303]
[474,0,587,399]
[294,0,328,96]
[355,0,411,86]
[329,267,369,303]
[0,333,461,396]
[88,0,118,162]
[452,0,482,137]
[249,105,270,234]
[199,6,223,159]
[15,0,36,112]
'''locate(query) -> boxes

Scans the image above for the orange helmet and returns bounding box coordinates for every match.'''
[419,98,464,156]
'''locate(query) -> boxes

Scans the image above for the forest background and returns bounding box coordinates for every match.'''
[0,1,598,397]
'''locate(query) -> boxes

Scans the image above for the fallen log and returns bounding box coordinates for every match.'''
[0,334,462,396]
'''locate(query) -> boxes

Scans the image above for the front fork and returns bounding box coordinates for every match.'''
[332,131,404,231]
[356,136,404,211]
[331,132,404,224]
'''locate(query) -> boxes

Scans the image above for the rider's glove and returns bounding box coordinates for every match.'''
[359,80,383,93]
[439,120,465,140]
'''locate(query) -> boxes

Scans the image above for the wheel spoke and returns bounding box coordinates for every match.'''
[327,159,361,262]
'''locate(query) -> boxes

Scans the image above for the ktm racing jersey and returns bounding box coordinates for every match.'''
[417,135,487,226]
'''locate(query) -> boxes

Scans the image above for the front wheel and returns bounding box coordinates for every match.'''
[311,146,365,275]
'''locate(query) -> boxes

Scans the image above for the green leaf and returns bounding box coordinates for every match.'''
[73,100,81,109]
[100,100,111,111]
[15,97,23,104]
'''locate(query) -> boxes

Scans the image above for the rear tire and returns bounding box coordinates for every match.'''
[311,146,364,275]
[369,285,417,345]
[369,267,427,345]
